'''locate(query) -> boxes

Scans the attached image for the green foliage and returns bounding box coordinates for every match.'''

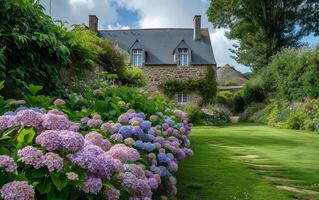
[68,26,127,75]
[119,66,147,87]
[182,103,230,125]
[207,0,318,71]
[160,67,217,105]
[216,91,233,107]
[0,1,128,98]
[263,47,319,101]
[0,0,73,96]
[242,75,267,104]
[183,103,202,124]
[251,98,319,132]
[232,91,246,114]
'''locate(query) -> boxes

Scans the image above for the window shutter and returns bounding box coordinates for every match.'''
[174,49,179,65]
[142,50,146,66]
[187,49,192,66]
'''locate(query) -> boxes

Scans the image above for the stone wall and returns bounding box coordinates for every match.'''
[142,64,215,104]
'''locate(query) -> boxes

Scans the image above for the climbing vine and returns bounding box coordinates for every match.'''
[159,67,217,105]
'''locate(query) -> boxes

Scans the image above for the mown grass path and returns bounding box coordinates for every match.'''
[176,124,319,200]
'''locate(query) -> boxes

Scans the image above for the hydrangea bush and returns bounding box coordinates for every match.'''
[0,105,192,199]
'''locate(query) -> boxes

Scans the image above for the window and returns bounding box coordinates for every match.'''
[132,49,143,66]
[177,92,188,104]
[178,49,188,67]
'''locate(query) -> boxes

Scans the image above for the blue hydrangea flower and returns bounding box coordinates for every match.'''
[140,121,151,131]
[119,126,133,138]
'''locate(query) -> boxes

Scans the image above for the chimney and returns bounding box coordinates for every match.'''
[89,15,98,32]
[193,15,201,41]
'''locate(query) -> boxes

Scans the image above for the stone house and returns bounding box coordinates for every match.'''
[217,64,248,92]
[88,15,216,105]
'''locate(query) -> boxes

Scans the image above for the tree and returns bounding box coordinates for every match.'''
[207,0,319,71]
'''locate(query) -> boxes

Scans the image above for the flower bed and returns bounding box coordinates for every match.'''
[0,107,192,199]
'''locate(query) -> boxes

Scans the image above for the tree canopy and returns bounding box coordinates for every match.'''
[207,0,319,71]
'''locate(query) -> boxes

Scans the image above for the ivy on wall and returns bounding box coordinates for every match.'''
[159,67,217,105]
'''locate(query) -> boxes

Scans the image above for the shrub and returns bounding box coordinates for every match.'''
[0,81,192,199]
[0,0,74,96]
[183,103,203,125]
[0,1,128,98]
[0,107,192,199]
[120,66,147,87]
[242,75,267,104]
[232,91,246,114]
[216,91,233,107]
[182,103,230,125]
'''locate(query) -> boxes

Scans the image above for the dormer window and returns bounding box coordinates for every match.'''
[178,49,189,67]
[132,49,143,67]
[173,40,191,67]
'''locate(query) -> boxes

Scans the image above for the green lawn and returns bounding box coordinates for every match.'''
[176,124,319,200]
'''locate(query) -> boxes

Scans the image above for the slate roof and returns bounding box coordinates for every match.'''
[217,64,248,86]
[98,28,216,65]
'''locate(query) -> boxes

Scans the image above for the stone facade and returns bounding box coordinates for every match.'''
[142,64,215,104]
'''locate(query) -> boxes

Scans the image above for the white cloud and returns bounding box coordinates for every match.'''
[41,0,118,29]
[107,23,130,30]
[69,0,95,10]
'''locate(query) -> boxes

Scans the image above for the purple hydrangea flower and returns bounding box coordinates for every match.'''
[104,188,120,200]
[0,155,17,173]
[169,162,178,172]
[164,119,174,127]
[140,121,151,131]
[43,152,64,172]
[47,109,65,116]
[0,181,34,200]
[148,178,158,189]
[85,131,111,151]
[36,130,84,152]
[69,144,115,179]
[118,114,129,123]
[120,172,151,198]
[0,116,16,130]
[41,113,70,130]
[110,133,123,142]
[132,126,144,138]
[80,117,90,125]
[17,146,44,169]
[83,176,103,194]
[16,109,43,128]
[87,118,103,128]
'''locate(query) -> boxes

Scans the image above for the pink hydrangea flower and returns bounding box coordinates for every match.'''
[53,99,65,106]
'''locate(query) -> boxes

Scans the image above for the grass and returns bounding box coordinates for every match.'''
[176,124,319,200]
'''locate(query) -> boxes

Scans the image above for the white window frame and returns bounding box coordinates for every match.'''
[178,49,188,67]
[132,49,143,67]
[177,92,188,105]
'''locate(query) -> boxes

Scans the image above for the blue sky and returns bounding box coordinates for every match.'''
[41,0,318,73]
